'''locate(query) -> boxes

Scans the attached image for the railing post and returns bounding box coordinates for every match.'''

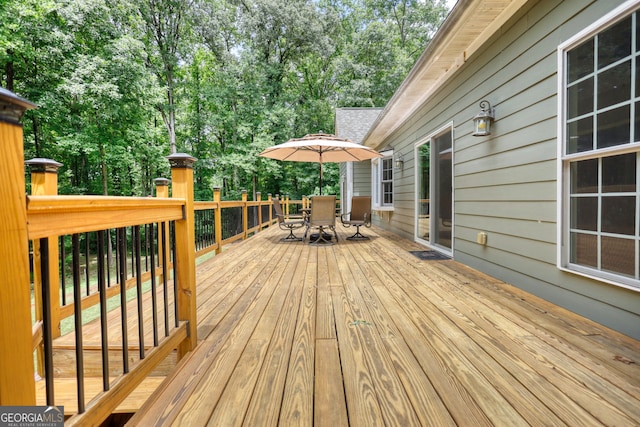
[167,153,197,358]
[26,158,63,339]
[154,177,170,198]
[285,194,290,217]
[268,193,273,224]
[26,158,63,382]
[256,191,262,229]
[213,187,222,254]
[242,189,248,239]
[0,88,37,405]
[154,178,170,283]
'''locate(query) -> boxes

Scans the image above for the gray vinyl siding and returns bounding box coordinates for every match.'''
[373,0,640,339]
[352,162,371,196]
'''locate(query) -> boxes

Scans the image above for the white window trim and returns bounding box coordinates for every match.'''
[557,0,640,292]
[372,150,394,210]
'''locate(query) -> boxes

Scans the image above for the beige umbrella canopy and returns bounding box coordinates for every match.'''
[259,133,382,194]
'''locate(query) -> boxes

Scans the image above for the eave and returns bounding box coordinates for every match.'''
[362,0,528,149]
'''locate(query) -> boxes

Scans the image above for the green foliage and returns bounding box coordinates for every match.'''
[1,0,449,198]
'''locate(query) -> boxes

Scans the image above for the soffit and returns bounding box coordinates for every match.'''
[362,0,527,149]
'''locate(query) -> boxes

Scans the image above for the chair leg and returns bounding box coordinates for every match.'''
[309,226,334,245]
[346,225,369,240]
[281,227,302,242]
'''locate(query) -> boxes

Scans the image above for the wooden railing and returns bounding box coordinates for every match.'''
[0,87,309,425]
[193,190,304,257]
[26,155,196,426]
[29,189,302,425]
[27,167,301,337]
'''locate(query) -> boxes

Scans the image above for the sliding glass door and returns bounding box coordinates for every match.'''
[416,127,453,252]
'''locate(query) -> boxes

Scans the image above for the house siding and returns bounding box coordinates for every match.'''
[335,108,382,208]
[374,0,640,339]
[352,163,371,196]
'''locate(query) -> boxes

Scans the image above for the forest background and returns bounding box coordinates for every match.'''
[1,0,449,200]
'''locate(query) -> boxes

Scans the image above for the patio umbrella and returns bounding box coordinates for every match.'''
[259,133,382,194]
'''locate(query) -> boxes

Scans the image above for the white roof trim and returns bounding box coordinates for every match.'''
[362,0,528,149]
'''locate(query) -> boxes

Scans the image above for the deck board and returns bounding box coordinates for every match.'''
[126,224,640,426]
[243,243,310,426]
[314,339,348,427]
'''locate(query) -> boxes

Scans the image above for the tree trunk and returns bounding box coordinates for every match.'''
[167,84,177,153]
[100,144,108,196]
[252,174,257,200]
[5,58,14,91]
[32,116,41,157]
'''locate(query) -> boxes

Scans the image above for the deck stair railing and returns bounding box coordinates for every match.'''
[0,87,306,425]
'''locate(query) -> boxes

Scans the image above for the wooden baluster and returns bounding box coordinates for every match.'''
[0,88,37,405]
[167,153,197,358]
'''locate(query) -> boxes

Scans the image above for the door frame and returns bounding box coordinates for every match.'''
[414,123,454,256]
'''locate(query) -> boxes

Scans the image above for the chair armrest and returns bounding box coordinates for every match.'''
[340,212,351,225]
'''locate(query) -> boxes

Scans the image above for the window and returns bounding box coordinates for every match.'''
[372,151,393,208]
[560,2,640,290]
[381,157,394,205]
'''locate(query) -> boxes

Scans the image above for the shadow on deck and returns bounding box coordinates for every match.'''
[47,225,640,425]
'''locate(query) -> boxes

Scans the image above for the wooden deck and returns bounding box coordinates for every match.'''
[100,224,637,425]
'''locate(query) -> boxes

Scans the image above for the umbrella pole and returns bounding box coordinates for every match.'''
[319,160,323,195]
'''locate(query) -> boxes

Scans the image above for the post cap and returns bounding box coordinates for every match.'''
[166,152,197,168]
[153,177,170,186]
[0,87,37,124]
[25,158,63,173]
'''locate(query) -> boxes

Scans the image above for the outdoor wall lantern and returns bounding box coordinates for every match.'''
[395,152,404,169]
[472,100,495,136]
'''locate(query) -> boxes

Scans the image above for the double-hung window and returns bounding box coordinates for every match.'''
[381,156,394,205]
[372,151,394,208]
[560,1,640,290]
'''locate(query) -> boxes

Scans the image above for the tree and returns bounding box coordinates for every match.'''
[332,0,448,106]
[3,0,451,198]
[138,0,193,154]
